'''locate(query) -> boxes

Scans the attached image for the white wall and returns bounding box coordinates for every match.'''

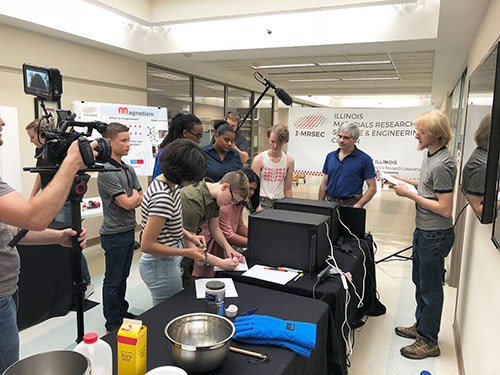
[454,1,500,374]
[0,24,147,239]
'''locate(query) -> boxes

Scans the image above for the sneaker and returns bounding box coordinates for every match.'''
[84,283,95,299]
[124,312,137,319]
[400,336,440,359]
[395,323,417,339]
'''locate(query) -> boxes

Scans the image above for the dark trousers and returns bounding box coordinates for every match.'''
[100,229,135,329]
[412,227,455,346]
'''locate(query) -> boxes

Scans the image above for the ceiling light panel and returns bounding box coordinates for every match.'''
[251,63,316,69]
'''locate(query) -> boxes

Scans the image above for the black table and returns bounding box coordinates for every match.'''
[219,238,378,375]
[102,282,332,375]
[17,244,75,329]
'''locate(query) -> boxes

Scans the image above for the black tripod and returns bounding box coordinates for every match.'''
[375,245,412,264]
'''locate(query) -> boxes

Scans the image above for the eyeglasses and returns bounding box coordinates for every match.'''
[186,129,203,140]
[338,135,353,140]
[229,186,240,205]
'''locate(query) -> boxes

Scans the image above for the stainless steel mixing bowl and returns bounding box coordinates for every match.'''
[2,350,91,375]
[165,313,235,373]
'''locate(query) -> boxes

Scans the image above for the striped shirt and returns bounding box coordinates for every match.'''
[141,179,183,246]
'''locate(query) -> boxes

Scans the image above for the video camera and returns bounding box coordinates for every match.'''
[23,63,111,167]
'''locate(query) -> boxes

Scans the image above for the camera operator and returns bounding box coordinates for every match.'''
[0,117,92,373]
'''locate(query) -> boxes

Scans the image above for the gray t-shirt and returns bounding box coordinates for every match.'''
[416,147,456,230]
[98,159,142,235]
[462,147,487,196]
[0,177,20,297]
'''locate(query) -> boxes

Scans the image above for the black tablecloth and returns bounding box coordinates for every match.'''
[102,282,332,375]
[219,238,377,375]
[17,244,75,329]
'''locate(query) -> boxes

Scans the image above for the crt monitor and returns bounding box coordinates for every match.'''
[247,209,330,275]
[274,197,341,243]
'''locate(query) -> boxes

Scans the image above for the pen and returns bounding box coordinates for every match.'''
[293,272,304,282]
[202,244,209,266]
[241,308,258,316]
[263,267,289,272]
[282,267,303,273]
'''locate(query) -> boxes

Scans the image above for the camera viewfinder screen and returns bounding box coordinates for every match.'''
[24,66,50,98]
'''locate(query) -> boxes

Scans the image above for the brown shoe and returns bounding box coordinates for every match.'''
[400,336,440,359]
[395,323,417,339]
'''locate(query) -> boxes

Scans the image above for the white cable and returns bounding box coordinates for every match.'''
[325,221,353,355]
[341,288,353,356]
[336,208,367,308]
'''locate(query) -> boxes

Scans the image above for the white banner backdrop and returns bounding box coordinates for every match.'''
[288,106,433,179]
[72,101,168,176]
[0,106,21,192]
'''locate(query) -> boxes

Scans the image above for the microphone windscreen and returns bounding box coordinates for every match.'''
[275,87,293,106]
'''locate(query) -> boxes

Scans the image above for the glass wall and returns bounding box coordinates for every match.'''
[148,64,309,158]
[255,96,274,155]
[193,78,225,146]
[227,86,252,160]
[147,66,191,119]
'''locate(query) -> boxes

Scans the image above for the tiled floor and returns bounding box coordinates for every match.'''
[19,177,459,374]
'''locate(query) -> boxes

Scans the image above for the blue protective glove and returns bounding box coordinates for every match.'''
[233,315,317,349]
[232,337,312,358]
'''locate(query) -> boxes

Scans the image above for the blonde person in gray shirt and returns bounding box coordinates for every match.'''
[392,110,456,360]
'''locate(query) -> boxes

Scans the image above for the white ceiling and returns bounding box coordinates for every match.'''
[1,0,492,107]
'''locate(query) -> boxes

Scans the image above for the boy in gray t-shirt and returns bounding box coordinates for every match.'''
[98,123,143,331]
[392,110,456,360]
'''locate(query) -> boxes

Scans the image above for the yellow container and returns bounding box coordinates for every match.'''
[117,319,147,375]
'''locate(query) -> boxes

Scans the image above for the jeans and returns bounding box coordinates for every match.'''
[139,240,184,306]
[101,229,135,329]
[0,292,19,374]
[412,227,455,346]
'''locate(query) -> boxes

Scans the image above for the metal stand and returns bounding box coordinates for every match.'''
[375,245,412,264]
[236,85,272,133]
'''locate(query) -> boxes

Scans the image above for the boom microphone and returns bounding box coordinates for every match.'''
[256,72,293,106]
[275,87,293,106]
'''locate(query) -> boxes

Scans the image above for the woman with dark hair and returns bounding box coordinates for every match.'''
[193,168,260,278]
[152,113,204,179]
[140,139,208,305]
[203,122,242,182]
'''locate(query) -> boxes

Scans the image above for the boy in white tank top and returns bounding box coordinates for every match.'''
[252,125,295,209]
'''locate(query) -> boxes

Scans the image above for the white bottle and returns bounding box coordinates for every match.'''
[74,332,113,375]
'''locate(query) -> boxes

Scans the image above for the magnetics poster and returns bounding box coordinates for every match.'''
[72,101,168,176]
[288,106,433,179]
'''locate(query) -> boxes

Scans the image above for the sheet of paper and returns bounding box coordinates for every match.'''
[214,256,248,272]
[379,171,418,194]
[242,265,298,285]
[195,278,239,299]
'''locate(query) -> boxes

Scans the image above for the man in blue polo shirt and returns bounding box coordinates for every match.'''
[318,122,377,207]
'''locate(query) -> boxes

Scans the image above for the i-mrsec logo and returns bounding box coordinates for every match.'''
[292,114,328,138]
